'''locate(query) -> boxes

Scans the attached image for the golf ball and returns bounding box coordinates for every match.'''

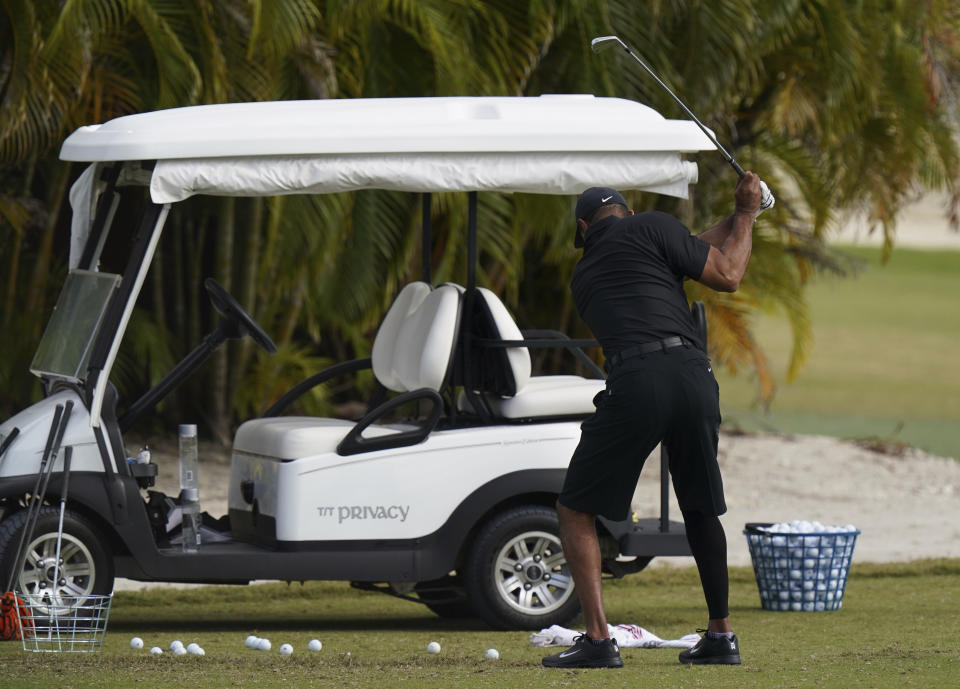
[186,643,202,655]
[173,646,187,656]
[484,648,500,660]
[170,639,184,651]
[150,647,163,655]
[245,635,259,648]
[130,637,144,649]
[308,639,322,652]
[426,641,441,654]
[257,638,272,651]
[279,643,293,655]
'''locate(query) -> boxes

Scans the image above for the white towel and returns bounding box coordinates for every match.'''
[530,623,701,649]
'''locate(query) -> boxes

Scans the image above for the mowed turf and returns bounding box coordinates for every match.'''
[716,246,960,458]
[1,560,957,689]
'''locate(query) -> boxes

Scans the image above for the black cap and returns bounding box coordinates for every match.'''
[574,187,627,248]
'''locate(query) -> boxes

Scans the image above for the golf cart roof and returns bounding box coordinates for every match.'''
[61,96,715,203]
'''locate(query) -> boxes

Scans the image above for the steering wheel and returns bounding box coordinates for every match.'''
[204,278,277,354]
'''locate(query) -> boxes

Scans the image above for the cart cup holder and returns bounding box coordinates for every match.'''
[128,461,158,488]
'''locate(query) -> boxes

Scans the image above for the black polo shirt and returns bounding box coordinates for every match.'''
[570,211,710,357]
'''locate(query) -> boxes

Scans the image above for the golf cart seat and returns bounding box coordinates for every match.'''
[458,287,605,420]
[234,282,460,458]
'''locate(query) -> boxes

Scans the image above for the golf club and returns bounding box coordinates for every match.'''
[50,446,73,606]
[4,401,72,593]
[591,35,774,211]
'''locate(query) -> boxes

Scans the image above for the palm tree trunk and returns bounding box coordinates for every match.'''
[25,162,71,339]
[3,157,37,327]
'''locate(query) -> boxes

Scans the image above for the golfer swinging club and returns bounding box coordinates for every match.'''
[542,172,763,669]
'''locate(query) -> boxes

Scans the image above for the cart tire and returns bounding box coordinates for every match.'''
[415,576,473,619]
[0,507,114,601]
[463,505,580,630]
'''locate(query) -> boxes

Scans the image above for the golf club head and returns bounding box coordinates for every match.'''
[591,35,627,53]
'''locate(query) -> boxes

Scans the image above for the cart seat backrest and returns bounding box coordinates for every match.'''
[371,282,460,393]
[473,287,532,395]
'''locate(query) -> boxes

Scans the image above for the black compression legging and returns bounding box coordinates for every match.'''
[681,509,729,620]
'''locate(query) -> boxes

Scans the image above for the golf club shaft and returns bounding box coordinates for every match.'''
[4,404,64,592]
[591,35,745,179]
[51,446,73,600]
[5,401,73,593]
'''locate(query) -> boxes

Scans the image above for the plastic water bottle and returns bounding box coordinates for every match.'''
[178,424,201,552]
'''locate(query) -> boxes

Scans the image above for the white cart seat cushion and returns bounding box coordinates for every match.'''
[233,417,411,460]
[459,376,605,419]
[371,282,461,393]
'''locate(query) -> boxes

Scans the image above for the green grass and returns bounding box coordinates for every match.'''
[716,246,960,458]
[1,560,958,688]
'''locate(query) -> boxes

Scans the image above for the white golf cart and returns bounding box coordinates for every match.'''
[0,96,715,629]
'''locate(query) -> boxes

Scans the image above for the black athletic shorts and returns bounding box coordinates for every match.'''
[558,346,725,521]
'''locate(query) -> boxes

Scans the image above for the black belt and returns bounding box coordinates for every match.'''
[604,336,692,373]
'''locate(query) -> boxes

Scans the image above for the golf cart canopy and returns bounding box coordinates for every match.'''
[63,96,716,266]
[62,95,714,200]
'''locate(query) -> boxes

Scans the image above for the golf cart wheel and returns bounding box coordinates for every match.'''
[464,505,579,630]
[415,576,473,619]
[0,506,114,605]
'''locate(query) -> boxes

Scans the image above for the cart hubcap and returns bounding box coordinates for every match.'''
[18,532,96,607]
[494,530,574,616]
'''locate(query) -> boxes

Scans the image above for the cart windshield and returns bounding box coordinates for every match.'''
[30,269,121,383]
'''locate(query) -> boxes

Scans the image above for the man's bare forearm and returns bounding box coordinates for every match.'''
[696,211,756,292]
[694,172,762,292]
[697,214,736,248]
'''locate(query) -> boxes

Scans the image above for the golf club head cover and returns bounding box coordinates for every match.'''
[756,180,775,216]
[0,591,33,641]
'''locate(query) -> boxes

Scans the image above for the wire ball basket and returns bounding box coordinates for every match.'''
[16,593,113,652]
[744,523,860,612]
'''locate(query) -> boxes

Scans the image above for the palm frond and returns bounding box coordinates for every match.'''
[111,306,178,405]
[234,344,334,420]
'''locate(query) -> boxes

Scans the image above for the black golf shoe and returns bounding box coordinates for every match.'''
[678,630,742,665]
[541,634,624,669]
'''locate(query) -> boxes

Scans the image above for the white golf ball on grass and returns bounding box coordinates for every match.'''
[130,637,144,649]
[426,641,441,654]
[245,635,259,648]
[308,639,322,652]
[279,643,293,655]
[170,640,184,651]
[149,647,163,655]
[257,638,272,651]
[186,643,204,655]
[484,648,500,660]
[173,646,187,656]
